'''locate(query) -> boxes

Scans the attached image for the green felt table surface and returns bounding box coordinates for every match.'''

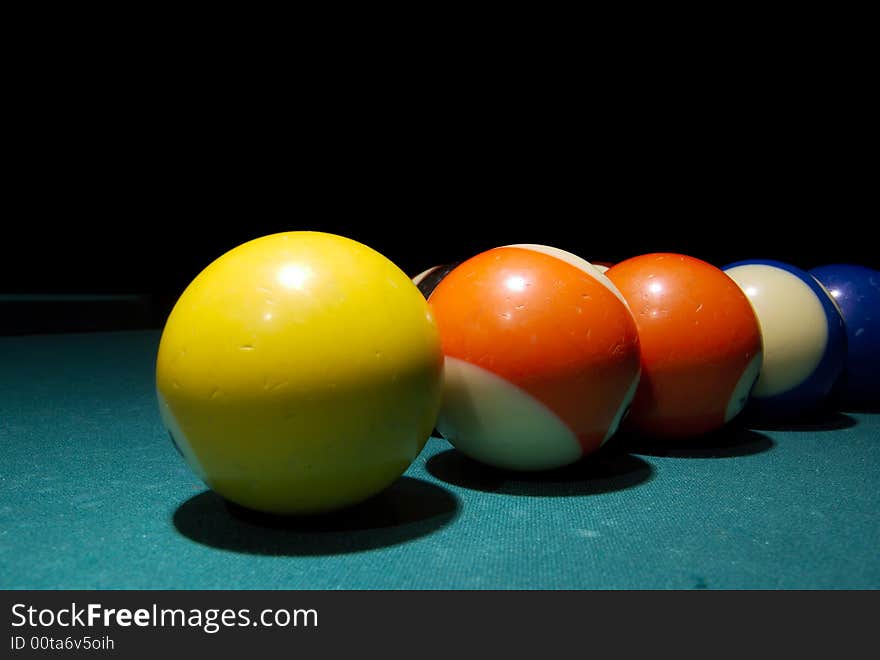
[1,330,878,589]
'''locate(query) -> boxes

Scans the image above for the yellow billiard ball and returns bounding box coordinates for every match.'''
[156,232,443,515]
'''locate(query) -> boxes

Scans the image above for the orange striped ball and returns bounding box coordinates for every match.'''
[428,245,641,470]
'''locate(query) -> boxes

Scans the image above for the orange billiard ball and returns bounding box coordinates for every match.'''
[428,244,641,470]
[606,253,763,438]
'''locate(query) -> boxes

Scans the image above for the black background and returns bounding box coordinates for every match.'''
[6,140,873,298]
[3,44,874,298]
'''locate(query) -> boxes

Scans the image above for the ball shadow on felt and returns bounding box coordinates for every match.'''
[173,476,459,556]
[742,408,858,433]
[425,445,653,496]
[616,423,775,459]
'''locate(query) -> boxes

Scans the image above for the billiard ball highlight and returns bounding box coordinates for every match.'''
[607,253,763,437]
[428,244,641,471]
[156,232,444,515]
[723,259,847,418]
[809,264,879,408]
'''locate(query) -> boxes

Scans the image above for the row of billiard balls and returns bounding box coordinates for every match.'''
[415,248,875,470]
[156,233,878,515]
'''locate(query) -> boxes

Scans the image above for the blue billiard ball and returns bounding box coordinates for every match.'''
[723,259,847,418]
[809,264,880,408]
